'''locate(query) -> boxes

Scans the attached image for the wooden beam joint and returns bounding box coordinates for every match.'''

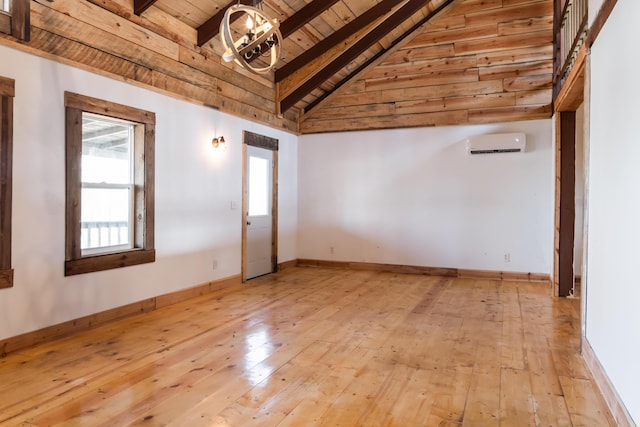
[134,0,157,16]
[279,0,341,37]
[246,0,341,63]
[303,0,455,114]
[275,0,405,83]
[280,0,454,113]
[197,0,255,47]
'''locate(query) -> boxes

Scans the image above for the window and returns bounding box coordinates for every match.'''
[0,0,29,41]
[248,156,270,216]
[81,114,135,254]
[65,92,155,276]
[0,76,14,289]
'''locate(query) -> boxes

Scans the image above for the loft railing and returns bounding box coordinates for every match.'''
[554,0,588,97]
[81,221,129,249]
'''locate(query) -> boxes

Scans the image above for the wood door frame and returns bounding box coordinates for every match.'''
[241,131,279,282]
[553,45,586,297]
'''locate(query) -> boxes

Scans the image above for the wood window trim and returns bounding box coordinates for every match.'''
[0,76,14,289]
[0,0,30,41]
[64,92,155,276]
[0,13,9,36]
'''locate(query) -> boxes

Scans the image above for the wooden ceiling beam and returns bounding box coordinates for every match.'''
[303,0,456,114]
[279,0,341,38]
[275,0,406,82]
[197,0,255,47]
[134,0,157,16]
[245,0,342,63]
[280,0,438,113]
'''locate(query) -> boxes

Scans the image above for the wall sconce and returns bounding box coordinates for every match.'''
[212,136,226,151]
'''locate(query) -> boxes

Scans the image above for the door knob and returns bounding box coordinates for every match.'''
[247,221,252,226]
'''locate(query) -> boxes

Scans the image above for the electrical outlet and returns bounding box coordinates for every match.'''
[212,259,218,270]
[504,253,511,263]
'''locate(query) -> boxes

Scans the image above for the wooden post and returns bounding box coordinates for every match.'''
[557,111,576,297]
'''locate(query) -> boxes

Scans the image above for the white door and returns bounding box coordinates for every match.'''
[245,145,274,280]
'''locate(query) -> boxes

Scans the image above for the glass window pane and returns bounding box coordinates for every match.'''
[248,156,269,216]
[81,187,131,250]
[2,1,9,12]
[81,113,132,184]
[81,113,133,252]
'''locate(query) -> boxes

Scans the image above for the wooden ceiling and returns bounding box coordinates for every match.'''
[141,0,553,133]
[301,0,554,133]
[17,0,553,134]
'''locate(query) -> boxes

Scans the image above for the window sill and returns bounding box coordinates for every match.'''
[0,268,13,289]
[65,249,155,276]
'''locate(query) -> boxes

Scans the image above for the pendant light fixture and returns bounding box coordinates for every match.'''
[220,2,282,75]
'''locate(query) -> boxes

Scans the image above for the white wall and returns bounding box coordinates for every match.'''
[0,44,297,340]
[586,0,640,423]
[589,0,605,26]
[298,120,553,274]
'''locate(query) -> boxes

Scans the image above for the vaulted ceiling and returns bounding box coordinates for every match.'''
[137,0,553,133]
[21,0,553,134]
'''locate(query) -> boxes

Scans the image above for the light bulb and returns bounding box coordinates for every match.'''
[246,15,254,30]
[213,136,226,151]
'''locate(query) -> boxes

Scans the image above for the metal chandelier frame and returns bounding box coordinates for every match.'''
[220,4,282,75]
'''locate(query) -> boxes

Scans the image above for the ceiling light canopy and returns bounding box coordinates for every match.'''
[220,4,282,75]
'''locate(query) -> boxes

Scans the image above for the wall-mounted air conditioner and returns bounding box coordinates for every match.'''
[466,132,526,155]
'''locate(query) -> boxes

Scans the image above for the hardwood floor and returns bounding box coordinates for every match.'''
[0,267,614,426]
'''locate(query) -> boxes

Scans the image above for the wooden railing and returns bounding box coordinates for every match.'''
[81,221,129,249]
[554,0,588,97]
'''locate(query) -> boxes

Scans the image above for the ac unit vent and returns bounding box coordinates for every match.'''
[470,148,523,155]
[466,133,526,155]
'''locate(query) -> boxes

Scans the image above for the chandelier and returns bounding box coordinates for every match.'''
[220,4,282,75]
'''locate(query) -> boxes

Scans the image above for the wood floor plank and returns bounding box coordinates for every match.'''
[314,358,396,426]
[559,375,616,427]
[355,364,415,426]
[276,348,373,426]
[424,366,474,426]
[499,367,537,426]
[274,374,356,427]
[380,367,438,425]
[462,370,501,427]
[0,267,615,426]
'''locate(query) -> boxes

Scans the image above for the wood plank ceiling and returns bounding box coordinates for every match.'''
[137,0,553,134]
[20,0,553,134]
